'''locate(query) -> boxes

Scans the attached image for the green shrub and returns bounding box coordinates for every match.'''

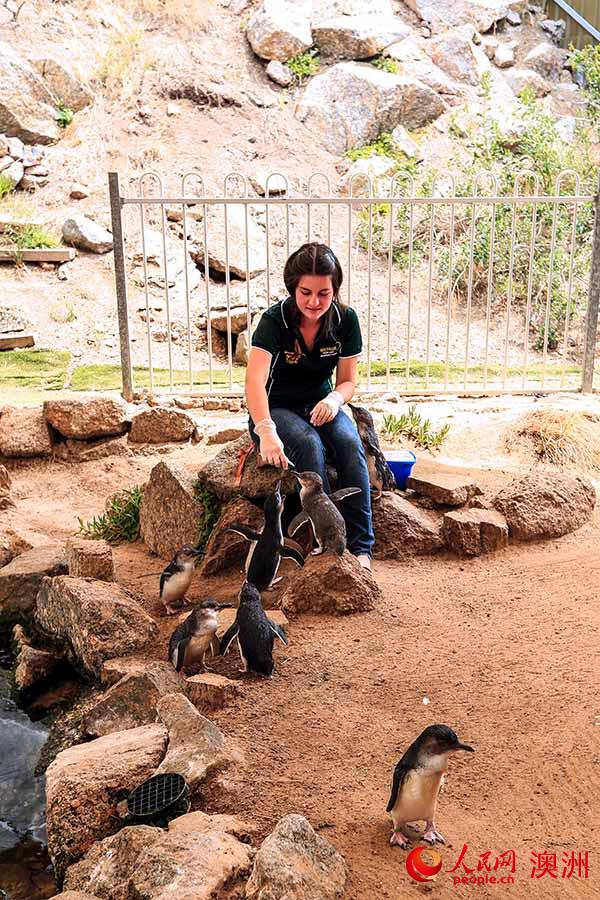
[570,43,600,124]
[287,48,320,82]
[383,406,450,450]
[370,56,398,74]
[8,224,60,250]
[0,173,14,199]
[56,102,74,128]
[194,483,221,557]
[77,486,143,544]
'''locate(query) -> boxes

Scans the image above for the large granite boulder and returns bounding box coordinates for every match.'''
[406,471,482,507]
[523,42,566,81]
[493,472,596,541]
[0,546,67,624]
[30,58,93,112]
[35,576,158,679]
[0,40,60,143]
[0,406,53,458]
[246,814,347,900]
[297,62,445,154]
[129,407,196,444]
[404,0,509,34]
[46,724,168,878]
[191,205,267,279]
[62,215,113,253]
[44,397,128,440]
[313,15,411,59]
[246,0,312,61]
[280,551,381,614]
[442,508,508,556]
[372,493,443,559]
[66,539,114,581]
[139,460,204,558]
[424,27,489,86]
[198,497,264,576]
[197,435,296,502]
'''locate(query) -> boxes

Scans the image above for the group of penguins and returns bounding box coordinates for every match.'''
[164,469,359,678]
[159,408,476,852]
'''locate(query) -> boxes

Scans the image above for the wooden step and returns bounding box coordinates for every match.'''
[0,246,76,262]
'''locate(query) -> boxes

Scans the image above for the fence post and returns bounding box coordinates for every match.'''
[582,178,600,393]
[108,171,134,402]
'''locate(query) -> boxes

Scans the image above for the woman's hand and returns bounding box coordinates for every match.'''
[310,391,344,427]
[254,418,289,468]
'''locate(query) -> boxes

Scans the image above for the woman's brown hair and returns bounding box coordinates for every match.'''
[283,242,345,343]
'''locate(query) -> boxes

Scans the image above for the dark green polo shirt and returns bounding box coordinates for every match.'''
[251,298,362,408]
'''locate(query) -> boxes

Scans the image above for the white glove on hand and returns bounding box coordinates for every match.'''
[310,391,344,427]
[254,418,288,468]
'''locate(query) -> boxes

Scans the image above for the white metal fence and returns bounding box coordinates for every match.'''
[108,170,600,400]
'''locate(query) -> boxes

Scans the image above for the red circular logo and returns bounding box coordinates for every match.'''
[405,846,443,882]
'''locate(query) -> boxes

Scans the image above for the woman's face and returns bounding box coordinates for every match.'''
[294,274,334,323]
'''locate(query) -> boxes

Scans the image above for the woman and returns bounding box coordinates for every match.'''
[245,242,374,570]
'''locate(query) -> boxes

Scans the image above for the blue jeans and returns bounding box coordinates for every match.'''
[249,406,374,557]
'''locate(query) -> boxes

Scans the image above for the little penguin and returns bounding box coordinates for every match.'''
[288,471,360,556]
[169,599,232,673]
[219,581,288,677]
[160,544,200,615]
[387,724,474,848]
[226,480,304,591]
[348,404,396,499]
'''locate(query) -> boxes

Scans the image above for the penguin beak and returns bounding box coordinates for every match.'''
[455,742,475,753]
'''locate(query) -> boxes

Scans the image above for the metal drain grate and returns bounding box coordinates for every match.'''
[127,773,187,819]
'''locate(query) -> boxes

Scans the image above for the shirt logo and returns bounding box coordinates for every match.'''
[284,340,303,364]
[320,342,341,357]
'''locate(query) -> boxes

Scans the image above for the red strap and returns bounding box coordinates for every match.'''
[234,444,255,487]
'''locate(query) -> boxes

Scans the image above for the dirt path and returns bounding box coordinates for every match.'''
[3,445,599,898]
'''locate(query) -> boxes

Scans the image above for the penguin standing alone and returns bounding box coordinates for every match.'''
[348,404,396,499]
[226,480,304,591]
[169,599,232,673]
[288,471,360,556]
[159,544,200,615]
[387,724,474,848]
[219,581,288,677]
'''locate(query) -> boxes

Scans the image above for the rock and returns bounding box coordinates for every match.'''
[235,326,251,364]
[20,173,48,191]
[340,154,398,194]
[281,551,380,614]
[494,41,516,68]
[246,813,347,900]
[0,463,13,511]
[506,68,550,97]
[248,170,288,195]
[425,28,489,86]
[46,724,168,878]
[30,58,93,111]
[166,101,181,116]
[100,656,172,687]
[406,471,482,507]
[139,460,205,558]
[442,508,508,556]
[186,672,241,712]
[523,42,566,81]
[49,893,101,899]
[404,0,509,34]
[246,0,312,61]
[313,15,411,59]
[0,406,52,458]
[84,666,184,738]
[63,821,252,899]
[313,0,393,17]
[155,693,232,788]
[0,41,60,143]
[0,546,67,623]
[541,17,566,43]
[390,123,419,157]
[506,8,521,24]
[191,205,267,279]
[0,528,42,568]
[66,539,114,581]
[384,37,466,100]
[197,434,297,502]
[3,159,24,187]
[266,60,293,87]
[206,424,248,445]
[168,810,255,841]
[13,623,60,691]
[210,306,257,334]
[494,472,596,541]
[43,396,128,439]
[35,576,158,679]
[69,182,89,199]
[62,435,131,462]
[372,493,443,559]
[6,136,25,159]
[296,62,446,155]
[62,215,113,253]
[198,496,263,576]
[129,407,196,444]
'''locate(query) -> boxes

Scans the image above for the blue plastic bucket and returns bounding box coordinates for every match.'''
[385,449,417,489]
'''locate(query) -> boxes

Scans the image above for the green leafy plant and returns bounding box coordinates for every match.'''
[383,405,451,450]
[286,48,320,83]
[0,173,15,200]
[194,483,220,557]
[77,486,144,544]
[370,56,398,74]
[56,102,74,128]
[7,224,60,250]
[570,43,600,124]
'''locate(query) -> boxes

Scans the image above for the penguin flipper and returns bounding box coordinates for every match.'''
[170,637,189,672]
[288,512,309,537]
[226,524,262,542]
[268,620,288,646]
[330,487,362,503]
[219,623,240,656]
[386,762,411,812]
[280,541,304,567]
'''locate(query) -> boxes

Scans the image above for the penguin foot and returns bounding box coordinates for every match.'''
[390,830,411,849]
[423,824,445,845]
[310,547,324,556]
[267,577,283,589]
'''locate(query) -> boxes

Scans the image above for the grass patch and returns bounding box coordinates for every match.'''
[383,405,450,450]
[7,224,60,250]
[55,102,74,129]
[70,364,246,392]
[77,486,144,544]
[194,483,221,557]
[509,409,600,471]
[358,359,582,385]
[370,56,398,74]
[286,48,320,83]
[0,350,70,390]
[97,29,148,97]
[0,173,15,200]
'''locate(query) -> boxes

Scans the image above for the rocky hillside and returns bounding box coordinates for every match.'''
[0,0,596,384]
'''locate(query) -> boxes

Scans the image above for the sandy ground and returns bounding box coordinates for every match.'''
[2,393,599,899]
